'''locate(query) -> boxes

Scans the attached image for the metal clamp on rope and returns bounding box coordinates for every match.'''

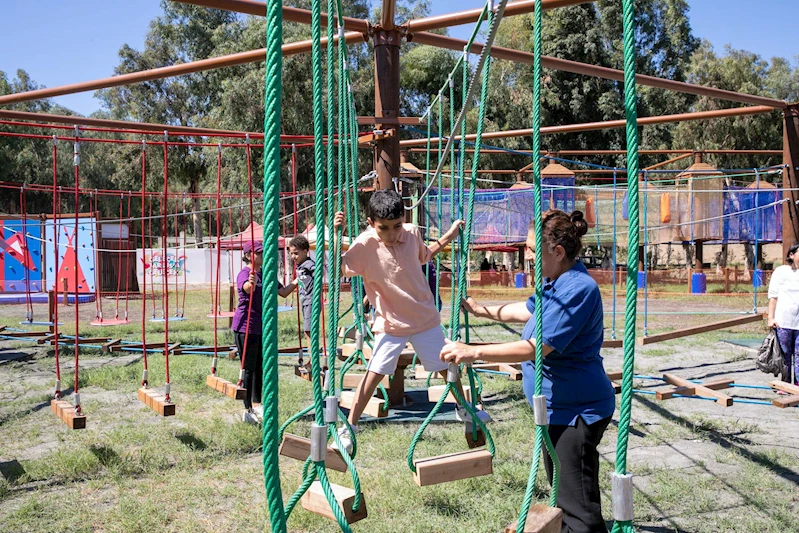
[164,383,171,397]
[54,379,61,393]
[141,370,149,384]
[338,26,344,39]
[73,393,81,408]
[355,330,364,351]
[449,77,454,89]
[210,357,217,371]
[310,424,327,462]
[532,395,548,426]
[238,369,245,383]
[488,0,495,13]
[611,472,634,522]
[52,134,57,147]
[325,396,338,424]
[446,362,460,383]
[163,130,168,143]
[322,369,330,392]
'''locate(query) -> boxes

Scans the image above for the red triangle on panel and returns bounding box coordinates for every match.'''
[56,228,90,293]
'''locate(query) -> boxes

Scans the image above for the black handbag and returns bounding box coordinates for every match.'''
[756,330,783,377]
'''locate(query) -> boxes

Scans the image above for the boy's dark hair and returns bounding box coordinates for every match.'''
[368,189,404,221]
[289,235,310,251]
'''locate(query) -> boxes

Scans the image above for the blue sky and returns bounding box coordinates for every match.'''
[0,0,795,116]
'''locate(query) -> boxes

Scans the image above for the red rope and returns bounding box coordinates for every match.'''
[213,145,222,360]
[162,135,170,401]
[292,147,303,362]
[52,136,61,398]
[140,143,148,386]
[124,194,132,320]
[20,186,33,323]
[91,192,102,321]
[114,194,124,319]
[239,139,256,383]
[73,130,81,414]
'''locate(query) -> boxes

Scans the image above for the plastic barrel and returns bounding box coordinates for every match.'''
[515,272,527,288]
[753,269,766,288]
[637,271,646,289]
[691,272,707,294]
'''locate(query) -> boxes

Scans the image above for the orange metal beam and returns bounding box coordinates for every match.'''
[398,106,777,147]
[411,32,787,109]
[405,148,784,155]
[0,32,366,106]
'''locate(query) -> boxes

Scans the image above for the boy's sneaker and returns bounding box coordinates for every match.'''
[253,405,264,420]
[332,425,357,455]
[242,410,259,425]
[455,406,493,424]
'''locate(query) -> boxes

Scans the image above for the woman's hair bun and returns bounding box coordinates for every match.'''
[570,210,588,238]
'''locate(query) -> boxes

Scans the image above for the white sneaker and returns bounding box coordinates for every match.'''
[455,406,492,424]
[332,425,357,455]
[242,410,259,425]
[253,405,264,420]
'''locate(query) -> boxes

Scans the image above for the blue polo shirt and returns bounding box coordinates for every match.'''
[520,261,616,426]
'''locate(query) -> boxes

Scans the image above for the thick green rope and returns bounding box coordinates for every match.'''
[435,96,443,309]
[261,0,286,531]
[611,0,640,530]
[517,0,561,528]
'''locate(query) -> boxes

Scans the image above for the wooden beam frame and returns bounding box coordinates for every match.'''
[638,314,763,345]
[660,374,733,406]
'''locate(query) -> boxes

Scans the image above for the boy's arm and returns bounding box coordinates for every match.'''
[333,211,360,277]
[277,279,297,298]
[427,219,464,257]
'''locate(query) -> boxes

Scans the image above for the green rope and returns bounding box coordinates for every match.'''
[261,0,286,530]
[435,96,443,309]
[611,0,640,530]
[517,0,561,527]
[325,0,339,391]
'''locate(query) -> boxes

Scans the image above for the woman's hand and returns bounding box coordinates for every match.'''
[440,339,481,365]
[768,317,779,329]
[333,211,345,229]
[248,270,257,286]
[461,297,485,317]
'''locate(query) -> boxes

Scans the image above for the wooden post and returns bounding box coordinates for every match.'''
[724,267,730,293]
[228,284,235,328]
[782,104,799,259]
[637,245,644,271]
[373,27,402,190]
[62,278,68,305]
[48,290,55,332]
[695,240,704,272]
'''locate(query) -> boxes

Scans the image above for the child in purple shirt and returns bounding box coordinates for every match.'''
[233,240,296,424]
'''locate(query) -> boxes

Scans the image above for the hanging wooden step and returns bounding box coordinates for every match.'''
[138,387,176,416]
[770,381,799,408]
[51,399,86,429]
[414,367,446,380]
[339,390,387,418]
[505,504,563,533]
[464,425,486,449]
[300,481,368,524]
[294,363,312,381]
[341,372,390,389]
[205,374,246,400]
[413,449,492,486]
[279,434,348,472]
[427,384,473,404]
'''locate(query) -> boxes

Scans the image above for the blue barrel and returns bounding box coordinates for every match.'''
[515,272,528,288]
[691,272,707,294]
[753,269,766,288]
[637,271,646,289]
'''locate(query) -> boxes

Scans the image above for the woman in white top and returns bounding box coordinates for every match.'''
[767,243,799,386]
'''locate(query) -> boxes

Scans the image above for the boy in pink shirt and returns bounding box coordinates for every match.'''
[333,190,490,453]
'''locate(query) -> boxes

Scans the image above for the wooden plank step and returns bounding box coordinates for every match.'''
[50,399,86,430]
[773,394,799,408]
[2,330,53,338]
[662,374,733,406]
[339,343,415,366]
[102,338,122,352]
[205,374,246,400]
[37,334,57,345]
[656,378,734,400]
[414,367,446,380]
[498,363,523,380]
[279,434,348,472]
[505,505,563,533]
[427,384,472,404]
[464,425,486,449]
[769,380,799,395]
[413,449,492,486]
[138,387,176,416]
[602,339,623,349]
[110,341,165,352]
[300,481,367,524]
[638,314,763,345]
[295,364,312,381]
[342,373,389,389]
[339,390,387,418]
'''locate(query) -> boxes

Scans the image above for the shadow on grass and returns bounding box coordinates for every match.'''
[89,445,121,467]
[175,432,207,451]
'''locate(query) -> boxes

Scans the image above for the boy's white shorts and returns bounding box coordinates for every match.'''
[366,325,448,376]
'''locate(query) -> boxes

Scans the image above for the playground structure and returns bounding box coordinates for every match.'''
[0,0,798,532]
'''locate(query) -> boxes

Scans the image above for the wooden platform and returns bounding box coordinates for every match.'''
[300,481,367,524]
[138,387,176,416]
[50,399,86,429]
[339,343,415,407]
[339,390,387,418]
[505,505,563,533]
[413,449,493,486]
[638,314,763,345]
[279,434,348,472]
[657,374,733,406]
[770,381,799,408]
[205,374,246,400]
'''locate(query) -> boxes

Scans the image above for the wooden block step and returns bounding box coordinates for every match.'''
[138,387,176,416]
[415,367,446,380]
[464,426,486,449]
[3,330,54,338]
[295,364,312,381]
[205,374,246,400]
[339,390,387,418]
[498,363,523,380]
[301,481,367,524]
[339,343,415,366]
[50,399,86,430]
[505,504,563,533]
[770,380,799,395]
[427,384,472,404]
[413,449,492,486]
[773,394,799,408]
[279,434,348,472]
[656,378,734,401]
[342,373,389,389]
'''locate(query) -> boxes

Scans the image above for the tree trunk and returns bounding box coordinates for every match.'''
[682,243,694,269]
[743,242,755,279]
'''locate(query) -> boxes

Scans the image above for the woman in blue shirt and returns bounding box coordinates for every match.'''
[441,210,615,533]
